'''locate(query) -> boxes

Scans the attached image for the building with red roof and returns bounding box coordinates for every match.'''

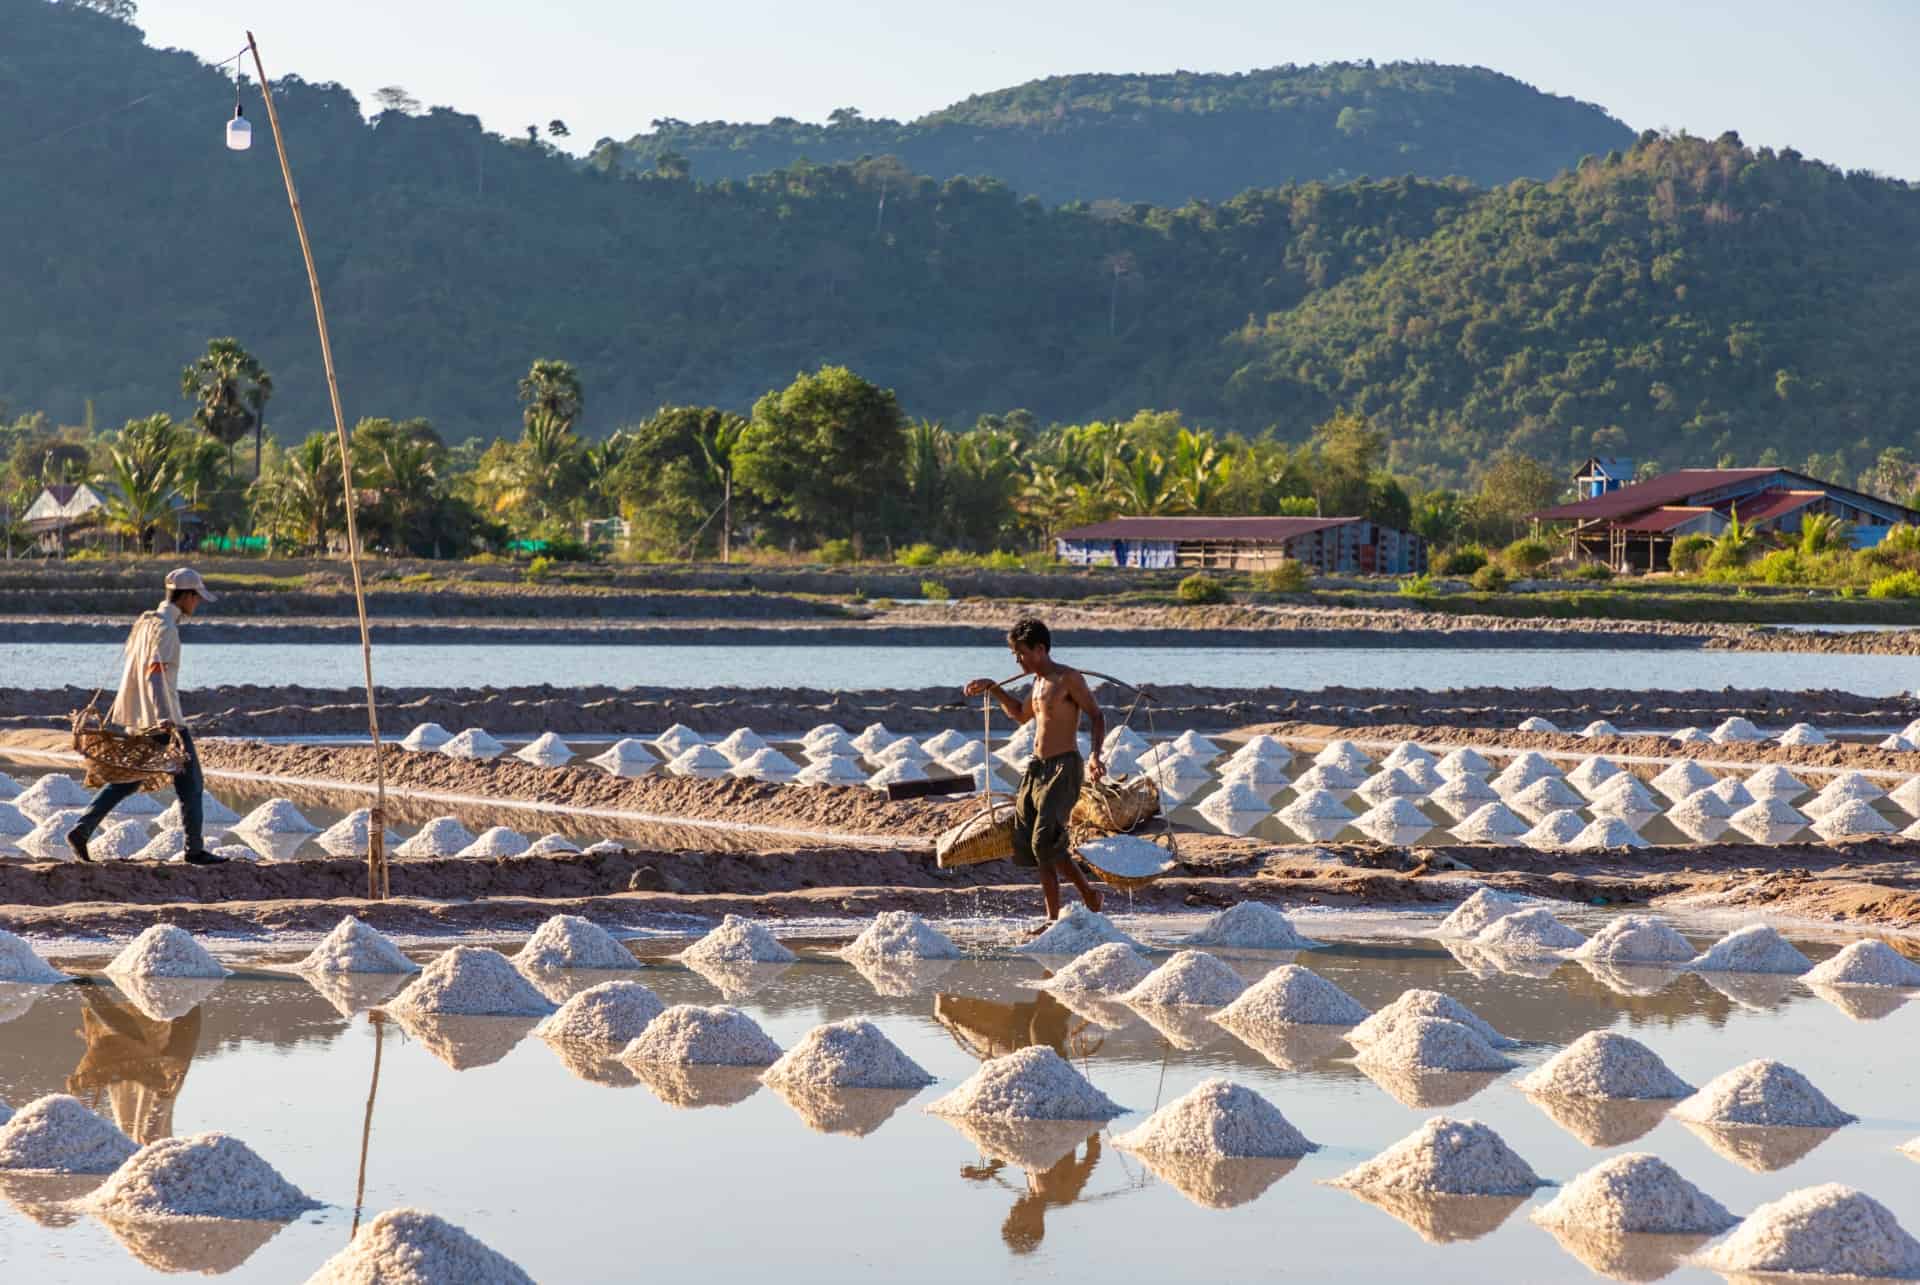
[1055,515,1426,575]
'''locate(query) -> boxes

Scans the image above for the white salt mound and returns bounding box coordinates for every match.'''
[90,820,151,860]
[1450,802,1531,841]
[400,722,452,751]
[1313,739,1372,773]
[1178,901,1314,950]
[305,1207,535,1285]
[0,929,69,984]
[1672,1059,1856,1128]
[1580,720,1622,739]
[0,1095,138,1172]
[1566,817,1649,850]
[1121,951,1248,1008]
[85,1132,316,1220]
[456,826,530,858]
[1532,1153,1736,1234]
[925,1045,1123,1120]
[652,723,705,753]
[0,802,32,836]
[762,1019,932,1090]
[1574,915,1695,964]
[386,946,555,1016]
[235,798,316,834]
[106,925,229,979]
[1813,798,1896,838]
[296,917,418,975]
[1330,1117,1543,1195]
[1472,906,1587,955]
[731,747,801,779]
[1776,722,1829,746]
[1042,942,1153,994]
[1114,1079,1317,1159]
[1688,924,1812,974]
[1699,1184,1920,1279]
[865,759,929,789]
[796,756,868,787]
[535,981,664,1045]
[513,731,574,765]
[1215,965,1369,1027]
[589,739,656,775]
[1652,759,1719,801]
[1711,716,1766,743]
[1436,747,1494,779]
[1350,989,1515,1049]
[1013,904,1141,955]
[512,915,638,971]
[1430,775,1500,817]
[1277,788,1355,822]
[842,911,961,962]
[1512,776,1584,813]
[316,808,401,857]
[15,774,93,820]
[523,833,583,856]
[1438,888,1524,938]
[439,728,504,759]
[1516,1031,1693,1099]
[1526,813,1585,851]
[394,817,476,858]
[668,745,732,775]
[681,915,798,965]
[1567,755,1623,796]
[1517,717,1558,733]
[1805,940,1920,988]
[620,1004,781,1066]
[1353,1015,1516,1072]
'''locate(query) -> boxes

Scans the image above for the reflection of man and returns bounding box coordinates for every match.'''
[960,1134,1103,1254]
[65,987,203,1144]
[934,989,1075,1061]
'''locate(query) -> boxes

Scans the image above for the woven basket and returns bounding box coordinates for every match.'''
[1072,775,1160,835]
[71,700,185,791]
[935,798,1017,869]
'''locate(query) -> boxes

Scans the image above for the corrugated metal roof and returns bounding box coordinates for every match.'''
[1613,506,1717,534]
[1058,516,1359,542]
[1534,469,1780,522]
[1727,489,1824,526]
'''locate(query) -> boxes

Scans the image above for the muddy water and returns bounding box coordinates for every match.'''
[1,922,1915,1283]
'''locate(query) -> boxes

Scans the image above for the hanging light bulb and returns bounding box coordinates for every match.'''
[226,101,252,150]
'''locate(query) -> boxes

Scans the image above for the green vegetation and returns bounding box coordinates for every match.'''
[1177,573,1229,604]
[1260,560,1310,592]
[1470,564,1509,592]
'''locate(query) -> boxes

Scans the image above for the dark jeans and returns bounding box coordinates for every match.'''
[73,728,203,853]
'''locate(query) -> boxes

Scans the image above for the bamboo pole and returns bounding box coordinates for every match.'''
[246,32,390,899]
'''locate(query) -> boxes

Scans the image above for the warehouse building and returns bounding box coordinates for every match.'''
[1055,515,1427,575]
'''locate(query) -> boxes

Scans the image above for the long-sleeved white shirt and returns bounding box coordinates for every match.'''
[108,600,185,728]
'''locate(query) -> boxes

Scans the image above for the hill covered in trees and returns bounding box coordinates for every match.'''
[605,64,1635,204]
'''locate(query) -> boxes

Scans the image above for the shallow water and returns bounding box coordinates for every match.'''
[7,640,1920,695]
[1,919,1916,1283]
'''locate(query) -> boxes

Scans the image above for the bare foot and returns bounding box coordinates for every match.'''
[1083,886,1103,913]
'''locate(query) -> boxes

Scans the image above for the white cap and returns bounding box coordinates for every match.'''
[164,567,216,602]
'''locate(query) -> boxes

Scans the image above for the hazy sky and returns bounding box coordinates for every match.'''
[142,0,1918,180]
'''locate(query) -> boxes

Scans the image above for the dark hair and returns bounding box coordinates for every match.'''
[168,587,197,605]
[1007,617,1051,651]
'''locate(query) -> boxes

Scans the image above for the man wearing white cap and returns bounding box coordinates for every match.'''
[67,568,226,864]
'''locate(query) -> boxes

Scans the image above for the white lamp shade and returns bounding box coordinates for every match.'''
[226,113,252,150]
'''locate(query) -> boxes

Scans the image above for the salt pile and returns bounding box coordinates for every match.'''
[439,727,505,759]
[1516,1031,1693,1099]
[1199,779,1273,818]
[0,1095,138,1172]
[762,1019,932,1090]
[456,826,530,858]
[620,1004,781,1065]
[88,820,150,860]
[394,816,476,858]
[1509,776,1584,816]
[1566,756,1624,797]
[1670,726,1711,744]
[295,917,418,974]
[802,722,849,745]
[842,911,961,962]
[667,745,732,776]
[512,915,638,971]
[1429,775,1500,819]
[20,808,86,857]
[1813,799,1896,839]
[925,1045,1123,1120]
[1329,1117,1543,1195]
[1356,767,1426,803]
[1215,756,1289,788]
[1711,716,1766,743]
[1013,904,1141,955]
[1566,817,1650,850]
[387,946,555,1016]
[1729,797,1809,839]
[1805,940,1920,987]
[1172,730,1220,759]
[1354,798,1432,843]
[306,1207,534,1285]
[1214,965,1369,1027]
[0,802,33,837]
[849,722,895,755]
[589,739,656,776]
[1114,1079,1316,1159]
[1517,717,1558,732]
[1041,942,1153,994]
[0,930,68,984]
[865,759,929,789]
[1229,732,1290,762]
[1277,790,1356,831]
[1313,739,1372,773]
[523,833,583,855]
[803,730,859,760]
[1104,725,1151,757]
[234,798,316,834]
[1532,1153,1735,1234]
[1574,915,1695,964]
[1669,789,1735,827]
[106,925,229,979]
[1435,747,1493,780]
[1438,888,1523,938]
[1179,901,1314,950]
[84,1132,316,1220]
[1290,764,1361,795]
[1688,924,1812,974]
[677,915,796,966]
[1122,951,1247,1008]
[535,980,664,1045]
[1473,907,1586,955]
[514,731,574,765]
[1580,719,1622,738]
[920,728,970,758]
[652,723,705,755]
[1491,751,1559,795]
[796,756,867,787]
[1353,1015,1516,1072]
[14,774,93,820]
[1652,759,1719,802]
[400,722,452,751]
[1883,734,1919,752]
[161,794,241,828]
[1350,989,1515,1049]
[875,738,937,768]
[1889,776,1920,814]
[1672,1059,1856,1128]
[1699,1184,1920,1279]
[731,747,803,781]
[1594,774,1661,812]
[939,740,989,772]
[315,809,401,857]
[1776,722,1830,746]
[714,727,769,762]
[1450,802,1531,842]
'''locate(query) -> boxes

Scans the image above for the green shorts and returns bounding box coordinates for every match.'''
[1012,751,1084,869]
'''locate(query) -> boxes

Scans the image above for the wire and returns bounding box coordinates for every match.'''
[0,47,250,164]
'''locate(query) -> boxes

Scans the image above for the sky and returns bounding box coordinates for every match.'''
[138,0,1919,180]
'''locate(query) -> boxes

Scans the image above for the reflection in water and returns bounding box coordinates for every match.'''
[1045,990,1138,1034]
[848,955,954,999]
[108,975,222,1024]
[1534,1220,1714,1283]
[684,960,791,1001]
[90,1214,290,1276]
[934,990,1103,1062]
[0,1171,104,1228]
[0,982,56,1025]
[542,1038,640,1088]
[1125,1004,1229,1053]
[770,1082,916,1138]
[629,1063,763,1110]
[1808,982,1909,1023]
[520,966,648,1008]
[1214,1018,1351,1072]
[305,971,408,1019]
[1524,1093,1673,1148]
[1334,1187,1528,1244]
[1679,1120,1841,1173]
[389,1010,537,1071]
[1130,1153,1300,1211]
[1355,1063,1506,1110]
[1578,961,1683,999]
[66,988,203,1145]
[958,1128,1104,1254]
[1692,971,1798,1012]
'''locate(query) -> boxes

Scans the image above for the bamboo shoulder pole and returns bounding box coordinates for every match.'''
[246,32,390,899]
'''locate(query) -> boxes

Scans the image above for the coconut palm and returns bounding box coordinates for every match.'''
[99,414,181,551]
[352,417,443,553]
[180,338,273,478]
[251,432,342,553]
[1116,449,1182,516]
[1798,512,1854,555]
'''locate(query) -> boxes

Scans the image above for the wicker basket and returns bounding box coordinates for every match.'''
[935,798,1017,868]
[71,700,185,791]
[1072,775,1160,835]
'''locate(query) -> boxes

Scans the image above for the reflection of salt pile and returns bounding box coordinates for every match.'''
[439,727,505,759]
[0,930,68,984]
[295,917,418,974]
[106,925,229,979]
[796,756,867,786]
[85,1133,316,1220]
[1700,1184,1920,1279]
[1042,942,1152,994]
[386,947,556,1016]
[1214,965,1368,1027]
[668,745,733,777]
[1329,1117,1543,1195]
[535,980,663,1045]
[1353,1015,1516,1072]
[841,911,960,962]
[234,798,316,834]
[512,914,638,971]
[1121,951,1247,1008]
[1574,915,1694,964]
[1672,1059,1855,1128]
[456,826,530,858]
[513,731,574,766]
[315,809,401,857]
[1350,989,1515,1049]
[0,1095,138,1172]
[1013,904,1140,955]
[394,816,476,858]
[619,1004,781,1066]
[652,724,705,756]
[399,722,452,751]
[1114,1079,1316,1159]
[762,1019,932,1089]
[1805,939,1920,987]
[1687,924,1812,974]
[1532,1152,1735,1234]
[1178,901,1314,949]
[681,914,798,964]
[1472,907,1586,956]
[1438,888,1522,938]
[1521,809,1587,850]
[925,1046,1122,1120]
[1516,1031,1692,1099]
[307,1206,535,1285]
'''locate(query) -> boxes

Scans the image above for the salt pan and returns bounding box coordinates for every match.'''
[400,722,451,751]
[305,1207,534,1285]
[620,1004,781,1065]
[1438,888,1523,938]
[1672,1059,1855,1128]
[925,1045,1123,1120]
[387,946,555,1016]
[512,915,638,970]
[1516,1031,1692,1099]
[1688,924,1812,974]
[1329,1117,1543,1195]
[1041,942,1153,994]
[842,911,961,962]
[1574,915,1695,964]
[682,914,797,964]
[455,826,530,858]
[1805,940,1920,987]
[1013,904,1141,956]
[439,728,504,759]
[1473,907,1586,955]
[1214,965,1368,1027]
[1114,1079,1316,1159]
[85,1132,316,1220]
[762,1019,931,1089]
[1699,1184,1920,1279]
[1449,802,1530,842]
[1532,1153,1735,1234]
[1353,1015,1516,1072]
[535,980,663,1045]
[394,817,476,858]
[0,1095,138,1173]
[513,732,574,766]
[1179,901,1314,950]
[1349,989,1515,1049]
[295,917,418,974]
[106,925,228,979]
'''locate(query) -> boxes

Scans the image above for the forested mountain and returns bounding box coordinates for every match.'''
[607,64,1634,205]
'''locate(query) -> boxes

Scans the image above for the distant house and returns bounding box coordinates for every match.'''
[1531,467,1920,572]
[1574,456,1635,499]
[20,483,199,554]
[1055,515,1427,575]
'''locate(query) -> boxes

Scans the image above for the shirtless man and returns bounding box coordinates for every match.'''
[965,617,1106,921]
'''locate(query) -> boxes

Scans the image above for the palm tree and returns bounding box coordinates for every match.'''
[1799,512,1854,555]
[1170,428,1224,512]
[352,418,442,553]
[99,415,181,552]
[180,338,273,478]
[251,432,342,553]
[1116,449,1182,517]
[513,359,587,524]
